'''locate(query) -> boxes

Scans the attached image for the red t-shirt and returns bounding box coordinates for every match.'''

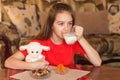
[20,39,85,68]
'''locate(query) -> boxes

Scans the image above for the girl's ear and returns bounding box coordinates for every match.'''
[41,45,50,51]
[19,45,28,50]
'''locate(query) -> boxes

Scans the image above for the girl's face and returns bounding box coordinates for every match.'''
[52,11,73,42]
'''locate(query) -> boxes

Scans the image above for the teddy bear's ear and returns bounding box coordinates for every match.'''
[19,45,28,50]
[41,45,50,51]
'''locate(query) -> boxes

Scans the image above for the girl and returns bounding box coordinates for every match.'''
[5,3,102,70]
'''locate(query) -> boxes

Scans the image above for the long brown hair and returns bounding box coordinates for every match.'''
[36,3,75,40]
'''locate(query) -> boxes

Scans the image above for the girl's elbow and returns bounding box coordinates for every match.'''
[94,59,102,66]
[4,58,12,68]
[4,59,9,68]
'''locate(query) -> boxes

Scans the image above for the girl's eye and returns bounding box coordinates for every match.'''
[58,22,64,26]
[31,51,34,53]
[68,22,73,26]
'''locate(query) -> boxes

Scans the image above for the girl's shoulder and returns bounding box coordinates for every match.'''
[30,39,50,45]
[30,39,43,43]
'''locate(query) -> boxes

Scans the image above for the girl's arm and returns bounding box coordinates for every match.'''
[78,37,102,66]
[5,51,49,70]
[74,25,102,66]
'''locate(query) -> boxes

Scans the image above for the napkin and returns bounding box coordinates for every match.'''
[10,68,90,80]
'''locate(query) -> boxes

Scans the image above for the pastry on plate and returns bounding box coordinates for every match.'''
[56,64,68,74]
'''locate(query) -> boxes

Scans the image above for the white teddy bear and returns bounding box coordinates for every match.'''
[19,42,50,62]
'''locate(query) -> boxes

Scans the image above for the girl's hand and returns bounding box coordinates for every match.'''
[73,25,84,40]
[31,59,49,70]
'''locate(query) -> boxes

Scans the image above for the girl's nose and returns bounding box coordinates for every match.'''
[64,24,69,31]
